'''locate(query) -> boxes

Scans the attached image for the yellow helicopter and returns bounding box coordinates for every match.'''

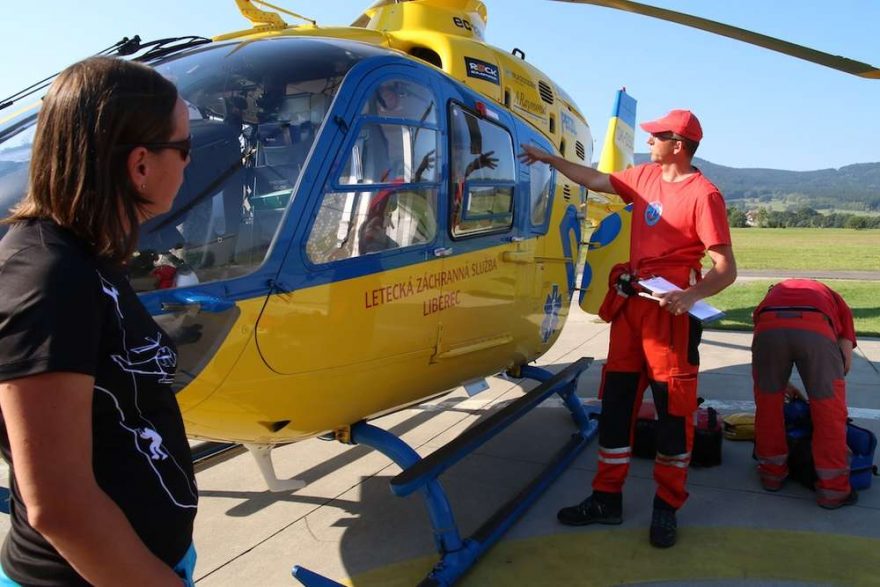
[0,1,876,584]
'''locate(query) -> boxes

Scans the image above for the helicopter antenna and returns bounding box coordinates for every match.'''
[556,0,880,79]
[1,36,143,112]
[234,0,316,28]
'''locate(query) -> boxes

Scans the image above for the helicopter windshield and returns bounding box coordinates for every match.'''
[0,37,385,292]
[0,121,34,216]
[133,38,387,291]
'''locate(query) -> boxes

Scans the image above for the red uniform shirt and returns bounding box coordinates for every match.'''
[753,279,857,346]
[151,265,177,290]
[610,163,731,283]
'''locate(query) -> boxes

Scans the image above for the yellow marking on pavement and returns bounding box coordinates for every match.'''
[351,527,880,586]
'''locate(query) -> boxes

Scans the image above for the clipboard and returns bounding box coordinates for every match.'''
[637,276,725,323]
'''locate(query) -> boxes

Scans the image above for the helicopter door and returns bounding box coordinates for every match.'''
[256,73,444,375]
[521,134,563,346]
[432,103,520,362]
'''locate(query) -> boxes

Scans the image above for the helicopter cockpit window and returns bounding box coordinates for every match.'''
[449,105,516,237]
[121,38,378,291]
[528,153,553,226]
[361,80,437,124]
[307,78,439,263]
[0,121,35,221]
[338,123,438,185]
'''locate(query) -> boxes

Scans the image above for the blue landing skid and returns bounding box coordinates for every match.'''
[291,565,346,587]
[292,357,598,587]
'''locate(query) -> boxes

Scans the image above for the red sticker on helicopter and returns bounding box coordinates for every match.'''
[465,57,500,85]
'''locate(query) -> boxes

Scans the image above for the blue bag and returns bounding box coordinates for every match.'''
[847,421,878,491]
[784,398,877,490]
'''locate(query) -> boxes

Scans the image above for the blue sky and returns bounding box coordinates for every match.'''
[1,0,877,171]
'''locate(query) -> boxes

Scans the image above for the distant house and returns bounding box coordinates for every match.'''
[745,209,759,227]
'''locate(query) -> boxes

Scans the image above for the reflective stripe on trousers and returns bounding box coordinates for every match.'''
[598,445,632,465]
[656,451,691,469]
[816,486,852,505]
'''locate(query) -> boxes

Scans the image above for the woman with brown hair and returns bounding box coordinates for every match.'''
[0,56,198,585]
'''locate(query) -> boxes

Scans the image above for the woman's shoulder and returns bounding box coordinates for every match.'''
[0,219,98,282]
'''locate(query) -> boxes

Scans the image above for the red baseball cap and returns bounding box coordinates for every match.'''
[640,109,703,143]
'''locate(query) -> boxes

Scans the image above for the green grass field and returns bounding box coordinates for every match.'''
[706,280,880,337]
[725,228,880,271]
[701,227,880,336]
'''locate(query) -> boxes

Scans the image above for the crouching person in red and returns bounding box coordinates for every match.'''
[752,279,858,508]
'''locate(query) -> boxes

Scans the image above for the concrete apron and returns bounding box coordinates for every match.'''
[188,303,880,586]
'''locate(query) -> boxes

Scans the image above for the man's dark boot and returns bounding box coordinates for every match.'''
[649,496,677,548]
[819,490,858,510]
[557,491,622,526]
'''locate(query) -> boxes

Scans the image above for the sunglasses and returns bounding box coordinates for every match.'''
[651,133,684,142]
[125,135,192,160]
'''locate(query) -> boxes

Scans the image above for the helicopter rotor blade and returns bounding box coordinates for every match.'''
[552,0,880,79]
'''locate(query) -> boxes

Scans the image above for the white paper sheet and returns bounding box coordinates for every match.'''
[637,276,726,323]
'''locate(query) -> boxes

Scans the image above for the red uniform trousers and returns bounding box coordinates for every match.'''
[752,311,850,506]
[592,294,702,509]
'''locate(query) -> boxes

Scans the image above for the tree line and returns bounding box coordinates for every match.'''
[727,206,880,229]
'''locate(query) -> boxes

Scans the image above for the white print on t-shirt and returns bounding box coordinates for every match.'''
[99,273,178,384]
[100,277,123,319]
[95,385,198,509]
[95,271,198,509]
[111,333,177,384]
[138,427,169,460]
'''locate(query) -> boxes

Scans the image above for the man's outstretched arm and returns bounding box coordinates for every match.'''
[518,144,616,194]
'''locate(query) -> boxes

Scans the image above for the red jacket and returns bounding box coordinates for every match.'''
[753,279,857,347]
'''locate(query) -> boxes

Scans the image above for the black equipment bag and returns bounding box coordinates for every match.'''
[633,398,723,467]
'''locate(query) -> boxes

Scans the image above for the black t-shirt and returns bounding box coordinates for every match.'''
[0,220,197,585]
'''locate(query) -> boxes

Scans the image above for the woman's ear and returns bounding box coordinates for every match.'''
[127,146,149,193]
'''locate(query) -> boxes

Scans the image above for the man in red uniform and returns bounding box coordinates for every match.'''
[519,109,736,547]
[752,279,857,508]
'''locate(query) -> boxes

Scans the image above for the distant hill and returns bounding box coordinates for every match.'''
[632,154,880,212]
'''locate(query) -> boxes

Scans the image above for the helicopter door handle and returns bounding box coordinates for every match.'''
[502,251,534,264]
[161,293,235,314]
[433,247,453,257]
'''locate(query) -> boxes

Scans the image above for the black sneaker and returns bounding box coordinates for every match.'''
[649,507,677,548]
[557,495,623,526]
[819,490,858,510]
